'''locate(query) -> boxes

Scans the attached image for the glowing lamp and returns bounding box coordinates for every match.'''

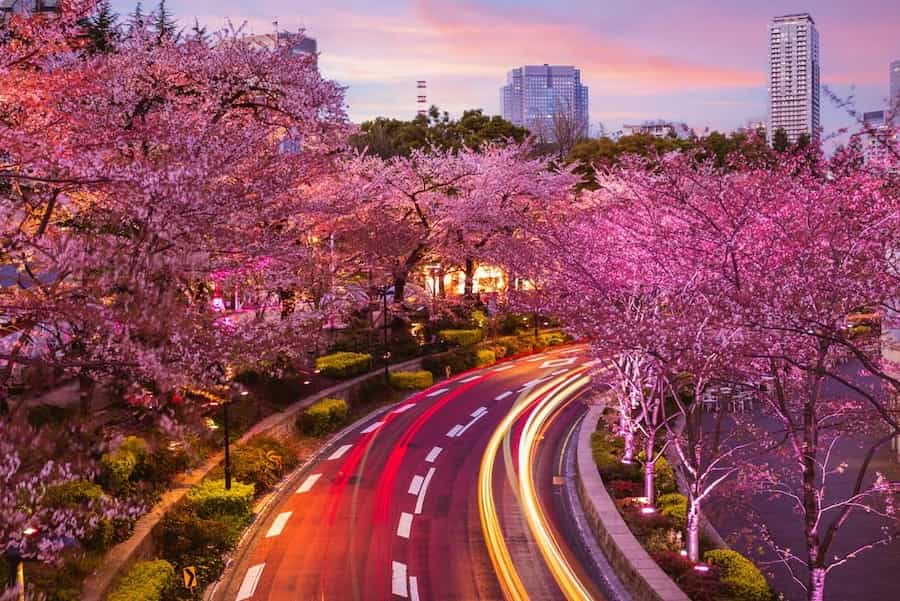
[693,564,711,573]
[23,526,38,536]
[640,506,657,515]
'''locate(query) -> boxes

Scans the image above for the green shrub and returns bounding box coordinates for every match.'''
[538,331,567,347]
[186,479,254,519]
[26,404,74,430]
[421,348,478,379]
[475,349,496,367]
[120,435,149,459]
[654,457,678,495]
[389,370,434,390]
[438,329,483,347]
[591,431,641,482]
[315,352,372,379]
[100,436,149,492]
[42,479,104,508]
[644,528,684,554]
[657,493,688,530]
[704,549,772,601]
[298,397,349,436]
[349,376,393,406]
[225,436,298,492]
[108,559,175,601]
[138,445,192,485]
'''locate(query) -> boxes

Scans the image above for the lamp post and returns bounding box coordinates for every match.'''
[223,383,249,490]
[375,285,391,384]
[5,526,38,601]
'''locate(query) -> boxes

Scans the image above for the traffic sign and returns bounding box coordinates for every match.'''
[183,566,198,590]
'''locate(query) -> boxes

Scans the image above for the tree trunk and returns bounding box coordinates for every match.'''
[393,272,407,304]
[620,406,635,463]
[686,500,701,561]
[78,372,94,416]
[644,437,656,505]
[809,567,826,601]
[464,258,475,299]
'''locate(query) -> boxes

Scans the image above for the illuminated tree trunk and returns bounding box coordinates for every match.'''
[644,436,656,505]
[686,500,701,561]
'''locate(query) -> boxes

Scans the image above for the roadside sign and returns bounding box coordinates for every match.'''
[183,566,198,590]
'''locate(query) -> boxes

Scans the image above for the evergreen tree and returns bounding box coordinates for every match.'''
[153,0,179,44]
[127,2,147,34]
[772,128,790,152]
[189,17,208,43]
[84,1,119,54]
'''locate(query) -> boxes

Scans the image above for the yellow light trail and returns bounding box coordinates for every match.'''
[478,369,595,601]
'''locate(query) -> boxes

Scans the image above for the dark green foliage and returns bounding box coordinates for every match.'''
[474,349,495,367]
[185,479,254,518]
[772,128,790,153]
[83,1,119,54]
[221,436,298,492]
[421,348,478,379]
[591,431,641,482]
[348,376,394,406]
[652,552,727,601]
[153,0,179,43]
[439,329,483,347]
[108,559,175,601]
[657,493,688,530]
[704,550,773,601]
[297,397,349,436]
[389,370,434,389]
[42,479,104,508]
[315,352,373,379]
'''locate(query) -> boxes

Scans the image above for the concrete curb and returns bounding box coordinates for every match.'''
[80,357,423,601]
[574,402,691,601]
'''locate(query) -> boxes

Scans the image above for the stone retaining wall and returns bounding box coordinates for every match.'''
[574,403,691,601]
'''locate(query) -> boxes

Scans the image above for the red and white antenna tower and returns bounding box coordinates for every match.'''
[416,80,427,117]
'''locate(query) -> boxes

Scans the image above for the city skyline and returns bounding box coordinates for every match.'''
[767,13,820,143]
[108,1,898,136]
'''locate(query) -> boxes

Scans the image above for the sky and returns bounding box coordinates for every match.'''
[111,0,900,136]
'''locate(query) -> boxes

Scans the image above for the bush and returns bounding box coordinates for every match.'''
[644,528,683,555]
[657,493,688,530]
[42,479,104,508]
[704,549,772,601]
[298,397,349,436]
[349,376,394,406]
[100,435,149,492]
[421,348,478,379]
[315,352,372,379]
[438,329,483,347]
[591,431,641,482]
[389,370,434,390]
[225,436,298,492]
[654,457,678,494]
[608,479,643,499]
[653,551,726,601]
[108,559,175,601]
[186,479,254,519]
[138,445,192,485]
[538,331,567,347]
[474,349,496,367]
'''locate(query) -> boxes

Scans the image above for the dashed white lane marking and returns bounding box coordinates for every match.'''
[297,473,321,493]
[414,467,436,514]
[495,390,514,401]
[397,512,413,538]
[492,364,514,372]
[458,375,481,383]
[470,406,488,418]
[393,403,415,414]
[425,446,443,463]
[551,368,570,376]
[520,376,551,390]
[540,357,577,369]
[408,475,424,495]
[265,511,292,538]
[360,420,384,434]
[526,355,548,362]
[446,424,463,438]
[426,387,449,397]
[392,561,408,597]
[457,410,487,437]
[235,563,265,601]
[327,444,352,460]
[409,576,421,601]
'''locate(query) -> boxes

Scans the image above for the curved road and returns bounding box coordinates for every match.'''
[217,347,619,601]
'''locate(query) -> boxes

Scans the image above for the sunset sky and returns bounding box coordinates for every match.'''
[112,0,900,135]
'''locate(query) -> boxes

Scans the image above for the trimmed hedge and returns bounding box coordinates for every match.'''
[186,479,255,519]
[657,493,688,530]
[298,397,349,436]
[389,370,434,390]
[704,549,772,601]
[225,436,299,493]
[438,329,483,347]
[475,349,496,367]
[108,559,174,601]
[42,479,104,508]
[100,436,148,493]
[315,352,372,379]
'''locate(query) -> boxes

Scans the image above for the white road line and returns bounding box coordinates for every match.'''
[265,511,292,538]
[235,563,265,601]
[458,375,481,383]
[457,411,487,436]
[551,368,571,376]
[540,357,577,369]
[492,364,514,372]
[446,424,463,438]
[426,387,449,397]
[393,403,415,414]
[408,474,424,495]
[296,473,321,494]
[392,561,408,597]
[470,406,488,418]
[494,390,514,401]
[409,576,420,601]
[397,512,413,538]
[526,355,547,362]
[519,376,550,390]
[425,446,443,463]
[360,420,384,434]
[414,467,436,514]
[327,444,352,460]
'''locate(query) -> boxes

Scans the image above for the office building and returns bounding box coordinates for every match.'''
[500,65,589,142]
[0,0,58,15]
[244,31,317,57]
[767,13,820,144]
[891,60,900,119]
[622,120,692,140]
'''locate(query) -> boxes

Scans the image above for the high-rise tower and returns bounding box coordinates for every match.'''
[767,14,820,144]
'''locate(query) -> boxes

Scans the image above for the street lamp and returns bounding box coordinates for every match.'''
[223,383,249,490]
[5,526,38,601]
[375,284,391,384]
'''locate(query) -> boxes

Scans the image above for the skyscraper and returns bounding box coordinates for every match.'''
[767,14,820,144]
[890,60,900,117]
[500,65,589,143]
